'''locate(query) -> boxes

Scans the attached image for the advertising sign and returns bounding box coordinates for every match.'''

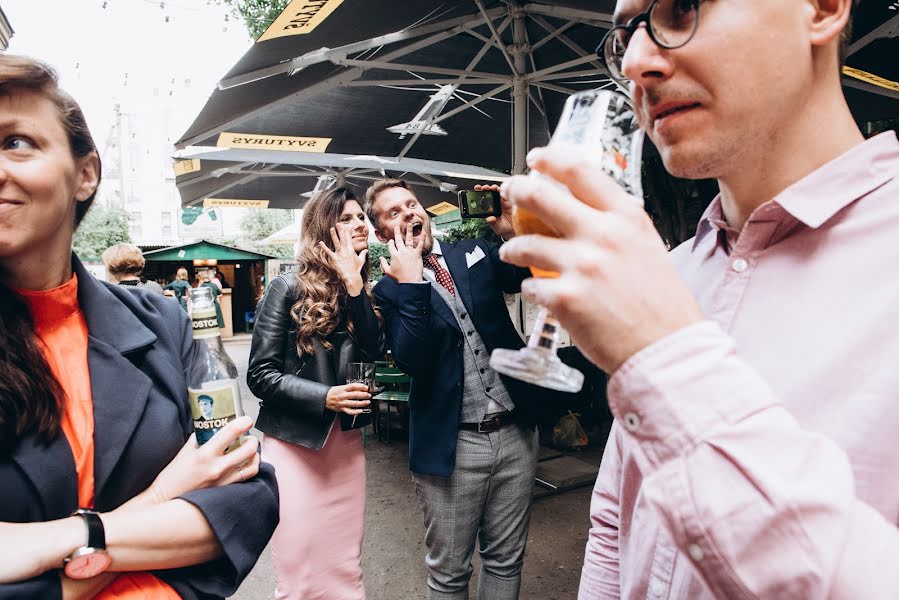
[178,208,223,238]
[216,132,332,153]
[257,0,344,42]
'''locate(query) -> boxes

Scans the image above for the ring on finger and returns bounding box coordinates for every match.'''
[238,466,246,481]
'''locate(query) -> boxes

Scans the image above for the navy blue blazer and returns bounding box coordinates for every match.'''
[0,257,279,600]
[373,239,541,477]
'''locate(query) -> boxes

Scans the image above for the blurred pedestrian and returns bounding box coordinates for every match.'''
[0,54,278,598]
[101,242,164,294]
[198,269,224,329]
[248,187,384,600]
[209,267,223,292]
[214,269,230,289]
[164,266,190,310]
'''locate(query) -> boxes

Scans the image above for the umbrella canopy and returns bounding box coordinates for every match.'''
[840,3,899,122]
[175,0,897,211]
[174,150,505,210]
[175,0,620,210]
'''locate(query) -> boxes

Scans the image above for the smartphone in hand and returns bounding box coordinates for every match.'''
[457,189,502,219]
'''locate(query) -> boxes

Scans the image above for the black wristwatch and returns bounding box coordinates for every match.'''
[63,508,111,579]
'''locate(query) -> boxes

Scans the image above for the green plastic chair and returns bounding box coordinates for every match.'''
[373,366,411,443]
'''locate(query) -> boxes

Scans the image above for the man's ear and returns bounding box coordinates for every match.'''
[805,0,853,50]
[374,228,388,243]
[75,152,101,202]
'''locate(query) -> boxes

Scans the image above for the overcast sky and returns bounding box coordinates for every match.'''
[3,0,253,148]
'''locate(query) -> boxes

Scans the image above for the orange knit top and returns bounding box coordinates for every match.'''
[20,274,179,599]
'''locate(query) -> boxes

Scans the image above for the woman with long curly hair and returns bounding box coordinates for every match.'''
[248,187,384,599]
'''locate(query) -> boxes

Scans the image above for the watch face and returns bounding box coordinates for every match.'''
[64,550,111,580]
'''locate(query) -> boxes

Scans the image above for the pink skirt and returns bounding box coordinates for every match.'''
[264,421,366,600]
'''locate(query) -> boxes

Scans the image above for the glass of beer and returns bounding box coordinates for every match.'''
[490,89,644,393]
[347,362,375,414]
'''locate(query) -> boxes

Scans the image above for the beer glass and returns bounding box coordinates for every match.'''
[490,89,644,392]
[346,362,375,414]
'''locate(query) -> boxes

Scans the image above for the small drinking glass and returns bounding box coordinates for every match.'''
[347,361,375,414]
[490,89,644,393]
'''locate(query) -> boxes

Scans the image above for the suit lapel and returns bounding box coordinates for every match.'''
[443,243,475,319]
[429,284,461,333]
[73,257,157,503]
[88,338,153,502]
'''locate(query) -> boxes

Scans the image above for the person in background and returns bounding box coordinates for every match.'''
[248,187,384,600]
[498,0,899,597]
[199,269,225,329]
[215,269,231,290]
[164,266,190,310]
[101,243,164,295]
[209,267,223,292]
[214,269,230,289]
[367,179,542,600]
[0,54,279,599]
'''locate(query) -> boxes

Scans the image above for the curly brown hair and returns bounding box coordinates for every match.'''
[291,187,380,356]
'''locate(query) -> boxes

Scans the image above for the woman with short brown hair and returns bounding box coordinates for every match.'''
[101,243,164,294]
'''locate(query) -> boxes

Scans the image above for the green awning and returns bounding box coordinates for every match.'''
[143,240,274,262]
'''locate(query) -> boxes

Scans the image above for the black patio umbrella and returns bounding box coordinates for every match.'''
[174,150,506,210]
[174,0,620,210]
[840,2,899,124]
[175,0,897,212]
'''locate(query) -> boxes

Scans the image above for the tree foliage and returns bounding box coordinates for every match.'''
[220,0,290,39]
[73,205,131,260]
[441,219,501,245]
[367,242,389,282]
[239,209,294,242]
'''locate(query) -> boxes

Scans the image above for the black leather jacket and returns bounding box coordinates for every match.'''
[247,273,385,450]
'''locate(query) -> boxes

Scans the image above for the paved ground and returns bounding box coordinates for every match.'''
[225,335,600,600]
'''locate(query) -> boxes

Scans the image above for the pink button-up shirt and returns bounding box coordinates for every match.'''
[579,132,899,599]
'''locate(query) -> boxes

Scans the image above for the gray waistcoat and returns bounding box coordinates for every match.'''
[429,275,514,423]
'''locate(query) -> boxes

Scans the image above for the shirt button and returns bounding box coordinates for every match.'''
[461,312,467,320]
[688,543,704,561]
[623,412,640,432]
[731,257,749,272]
[485,386,492,393]
[474,349,480,355]
[480,368,486,374]
[467,331,474,337]
[649,578,666,597]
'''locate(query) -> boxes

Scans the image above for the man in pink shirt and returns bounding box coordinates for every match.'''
[499,0,899,598]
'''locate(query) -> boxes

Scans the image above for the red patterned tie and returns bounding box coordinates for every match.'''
[423,253,456,296]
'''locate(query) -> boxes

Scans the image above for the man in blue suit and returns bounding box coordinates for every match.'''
[367,179,541,600]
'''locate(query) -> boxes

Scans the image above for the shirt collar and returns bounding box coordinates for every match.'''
[693,131,899,251]
[429,239,443,257]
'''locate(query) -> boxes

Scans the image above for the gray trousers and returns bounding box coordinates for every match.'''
[412,424,539,600]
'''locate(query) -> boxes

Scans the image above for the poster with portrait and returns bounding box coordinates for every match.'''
[189,379,241,452]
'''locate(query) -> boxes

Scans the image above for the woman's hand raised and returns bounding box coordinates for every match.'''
[320,224,367,296]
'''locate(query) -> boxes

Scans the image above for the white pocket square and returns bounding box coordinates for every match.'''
[465,246,486,268]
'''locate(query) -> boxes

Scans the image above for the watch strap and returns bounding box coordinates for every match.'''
[73,508,106,550]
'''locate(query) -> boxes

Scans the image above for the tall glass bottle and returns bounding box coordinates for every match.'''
[188,285,245,451]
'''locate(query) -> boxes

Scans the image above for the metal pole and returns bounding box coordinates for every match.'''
[510,1,528,174]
